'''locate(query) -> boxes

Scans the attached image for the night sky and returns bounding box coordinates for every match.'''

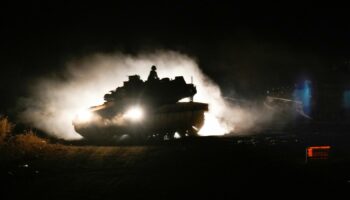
[2,2,350,113]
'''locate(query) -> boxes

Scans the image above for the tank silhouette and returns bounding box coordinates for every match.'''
[73,66,208,143]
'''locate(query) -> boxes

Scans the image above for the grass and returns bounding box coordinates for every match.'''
[0,116,13,145]
[1,115,349,199]
[0,116,60,160]
[0,115,149,162]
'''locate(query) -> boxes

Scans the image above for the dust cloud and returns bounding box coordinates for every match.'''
[19,50,274,140]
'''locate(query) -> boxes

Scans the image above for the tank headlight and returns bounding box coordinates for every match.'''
[76,110,93,123]
[124,106,144,121]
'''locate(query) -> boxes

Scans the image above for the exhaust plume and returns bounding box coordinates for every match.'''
[19,50,274,140]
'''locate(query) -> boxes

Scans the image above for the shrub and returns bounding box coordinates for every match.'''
[10,130,48,153]
[0,116,13,145]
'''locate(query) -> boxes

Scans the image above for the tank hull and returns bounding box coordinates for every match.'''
[73,102,208,142]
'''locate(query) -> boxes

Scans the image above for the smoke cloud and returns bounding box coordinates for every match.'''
[19,50,277,140]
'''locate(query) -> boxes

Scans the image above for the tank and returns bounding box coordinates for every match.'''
[73,66,208,143]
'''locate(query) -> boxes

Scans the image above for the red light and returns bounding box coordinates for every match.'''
[306,146,331,161]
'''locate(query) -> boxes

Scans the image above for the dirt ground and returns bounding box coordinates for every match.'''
[1,136,350,199]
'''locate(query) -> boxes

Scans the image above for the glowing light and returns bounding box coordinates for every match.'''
[293,80,312,115]
[198,113,229,136]
[306,146,331,160]
[174,132,181,139]
[76,110,93,123]
[124,106,144,121]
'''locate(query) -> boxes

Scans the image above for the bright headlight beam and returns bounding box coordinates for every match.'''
[124,106,144,121]
[76,110,93,123]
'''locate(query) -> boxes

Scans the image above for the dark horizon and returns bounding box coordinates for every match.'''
[2,3,350,113]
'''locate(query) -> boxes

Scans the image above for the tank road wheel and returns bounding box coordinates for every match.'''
[160,131,173,141]
[111,134,130,145]
[111,132,147,145]
[187,127,199,137]
[177,127,198,138]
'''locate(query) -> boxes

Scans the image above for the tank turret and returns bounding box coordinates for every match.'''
[73,66,208,143]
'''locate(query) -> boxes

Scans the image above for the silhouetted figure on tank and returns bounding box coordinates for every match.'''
[147,65,159,81]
